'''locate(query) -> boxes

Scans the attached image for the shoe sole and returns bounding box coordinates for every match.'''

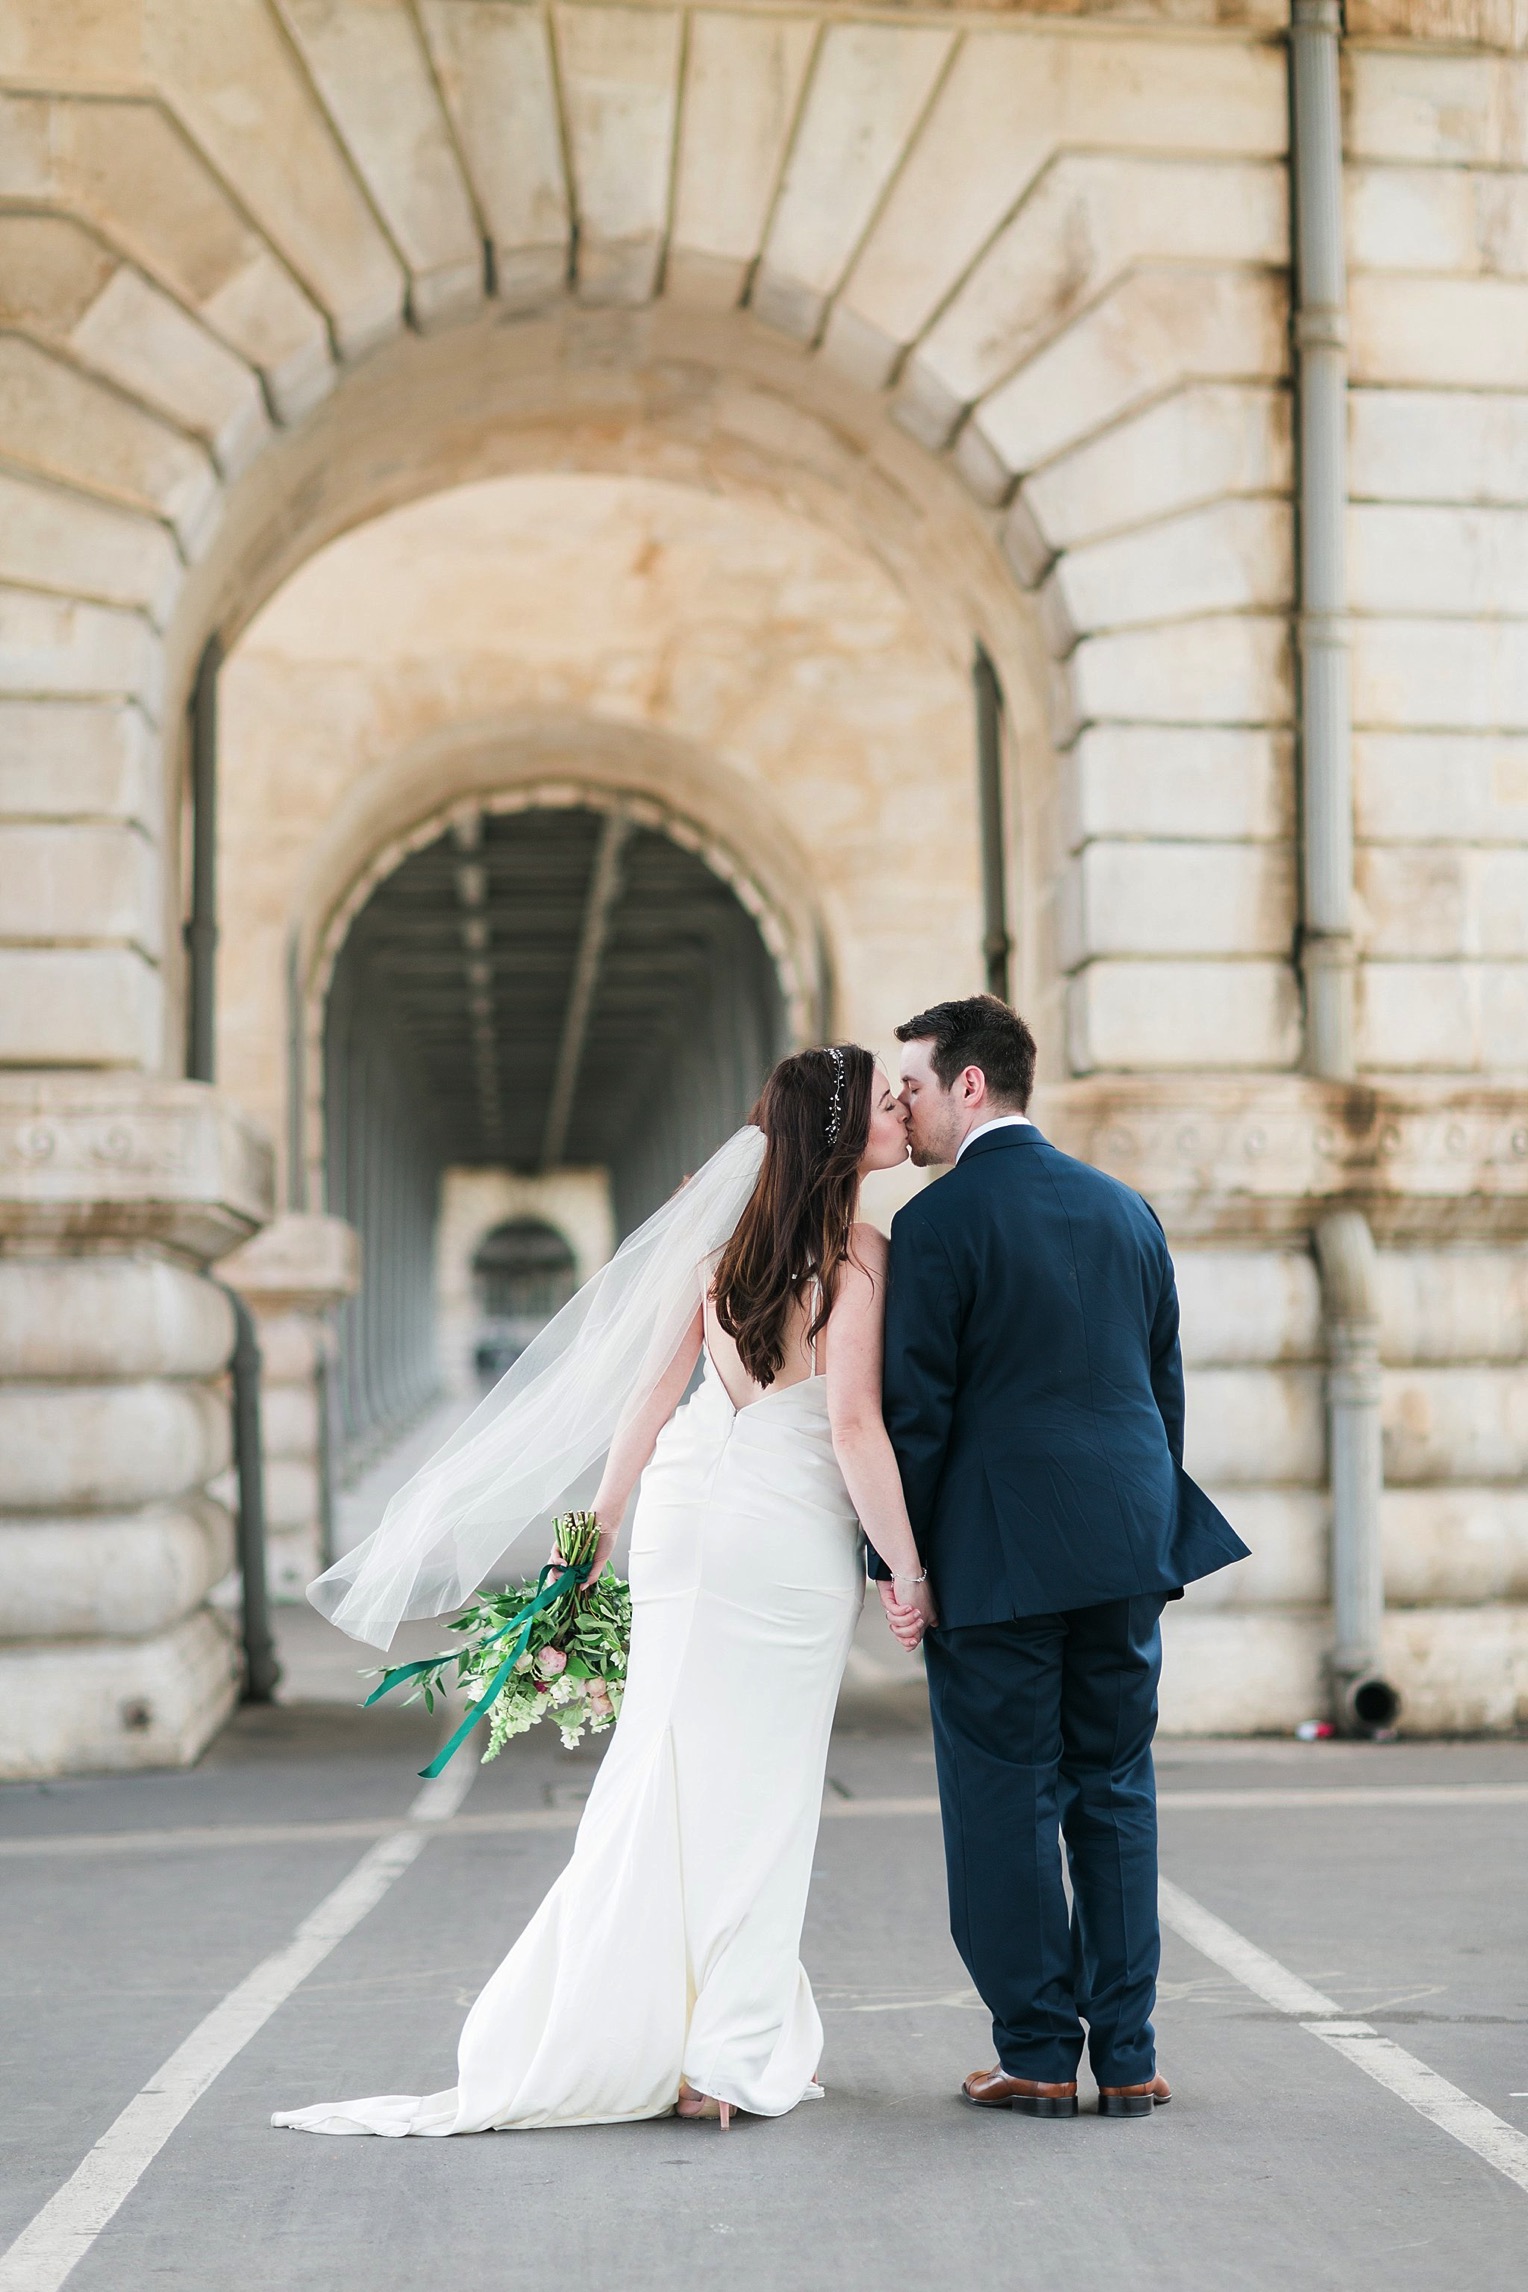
[963,2091,1079,2118]
[1097,2092,1170,2118]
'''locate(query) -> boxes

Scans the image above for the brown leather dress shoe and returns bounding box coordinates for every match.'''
[962,2066,1079,2118]
[1096,2074,1172,2118]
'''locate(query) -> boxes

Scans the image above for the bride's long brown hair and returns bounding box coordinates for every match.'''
[711,1044,875,1387]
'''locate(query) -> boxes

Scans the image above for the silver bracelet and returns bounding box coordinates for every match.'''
[892,1568,927,1586]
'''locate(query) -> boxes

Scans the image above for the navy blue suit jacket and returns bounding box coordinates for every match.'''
[876,1123,1248,1624]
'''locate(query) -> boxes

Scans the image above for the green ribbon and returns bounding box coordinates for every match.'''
[365,1559,590,1780]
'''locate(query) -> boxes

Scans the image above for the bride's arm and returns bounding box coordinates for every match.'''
[582,1304,705,1577]
[825,1230,936,1631]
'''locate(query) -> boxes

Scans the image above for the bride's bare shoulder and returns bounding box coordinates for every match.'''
[847,1221,890,1275]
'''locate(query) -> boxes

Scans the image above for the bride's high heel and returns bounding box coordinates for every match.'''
[676,2082,733,2129]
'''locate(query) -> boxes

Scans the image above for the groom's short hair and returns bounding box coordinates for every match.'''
[895,995,1037,1109]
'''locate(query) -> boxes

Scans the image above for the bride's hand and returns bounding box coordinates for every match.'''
[548,1523,617,1587]
[877,1579,928,1651]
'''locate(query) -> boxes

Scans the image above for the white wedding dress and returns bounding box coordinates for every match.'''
[273,1349,864,2136]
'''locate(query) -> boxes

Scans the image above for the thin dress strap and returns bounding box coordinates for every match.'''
[811,1276,824,1375]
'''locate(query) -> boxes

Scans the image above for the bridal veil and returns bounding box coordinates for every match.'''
[309,1125,767,1649]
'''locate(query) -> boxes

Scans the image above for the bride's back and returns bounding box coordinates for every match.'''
[703,1286,822,1413]
[704,1043,884,1416]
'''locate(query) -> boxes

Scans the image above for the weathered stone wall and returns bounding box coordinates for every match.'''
[1343,40,1528,1074]
[0,0,1525,1762]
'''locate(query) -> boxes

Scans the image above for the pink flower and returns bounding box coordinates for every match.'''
[535,1646,568,1679]
[586,1682,613,1716]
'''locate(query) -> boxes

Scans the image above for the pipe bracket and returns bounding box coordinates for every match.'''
[1292,307,1348,351]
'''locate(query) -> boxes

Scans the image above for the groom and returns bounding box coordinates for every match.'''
[875,996,1248,2118]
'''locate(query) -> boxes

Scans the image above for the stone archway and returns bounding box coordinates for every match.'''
[215,461,992,1217]
[2,0,1296,1126]
[0,4,1298,1764]
[207,450,982,1594]
[470,1217,578,1364]
[19,1,1526,1761]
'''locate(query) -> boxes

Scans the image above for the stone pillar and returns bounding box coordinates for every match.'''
[0,1076,272,1780]
[216,1213,361,1598]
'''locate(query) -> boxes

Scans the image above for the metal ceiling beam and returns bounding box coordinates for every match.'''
[331,810,775,1175]
[452,808,506,1153]
[540,810,631,1171]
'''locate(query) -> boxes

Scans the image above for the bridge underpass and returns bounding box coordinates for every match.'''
[322,800,786,1472]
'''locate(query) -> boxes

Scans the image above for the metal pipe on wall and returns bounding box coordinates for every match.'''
[184,636,223,1083]
[973,644,1012,1005]
[185,639,286,1698]
[1312,1212,1395,1728]
[219,1286,281,1703]
[1291,3,1356,1085]
[285,935,308,1211]
[1290,0,1397,1731]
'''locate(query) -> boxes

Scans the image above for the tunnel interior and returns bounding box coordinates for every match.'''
[323,803,787,1461]
[470,1218,578,1382]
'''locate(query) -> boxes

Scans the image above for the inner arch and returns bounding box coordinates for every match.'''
[324,804,785,1455]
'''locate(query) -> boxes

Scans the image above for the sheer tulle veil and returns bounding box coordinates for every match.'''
[309,1126,767,1649]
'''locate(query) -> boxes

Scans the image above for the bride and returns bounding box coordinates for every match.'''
[273,1044,936,2137]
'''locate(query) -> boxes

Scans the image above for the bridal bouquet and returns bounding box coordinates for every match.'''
[363,1512,631,1773]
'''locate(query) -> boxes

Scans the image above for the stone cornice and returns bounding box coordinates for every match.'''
[1033,1076,1528,1243]
[0,1079,274,1264]
[218,1212,360,1312]
[1,1075,1523,1257]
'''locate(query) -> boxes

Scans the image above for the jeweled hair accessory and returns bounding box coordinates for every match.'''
[824,1046,846,1146]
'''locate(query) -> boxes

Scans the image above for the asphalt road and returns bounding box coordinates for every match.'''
[4,1620,1527,2292]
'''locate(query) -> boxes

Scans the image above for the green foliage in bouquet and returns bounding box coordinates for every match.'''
[363,1512,631,1769]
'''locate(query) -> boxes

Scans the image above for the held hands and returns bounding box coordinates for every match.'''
[878,1572,937,1652]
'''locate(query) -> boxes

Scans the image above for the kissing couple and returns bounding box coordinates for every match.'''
[275,994,1247,2138]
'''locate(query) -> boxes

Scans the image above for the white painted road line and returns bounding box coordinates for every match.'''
[1158,1784,1528,1812]
[0,1759,476,2292]
[1157,1877,1341,2016]
[818,1796,941,1817]
[0,1805,581,1860]
[6,1780,1526,1861]
[1308,2026,1528,2195]
[1158,1876,1528,2197]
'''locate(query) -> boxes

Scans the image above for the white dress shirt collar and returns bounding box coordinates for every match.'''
[955,1113,1033,1163]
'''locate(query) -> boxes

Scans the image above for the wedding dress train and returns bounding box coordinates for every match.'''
[273,1356,863,2136]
